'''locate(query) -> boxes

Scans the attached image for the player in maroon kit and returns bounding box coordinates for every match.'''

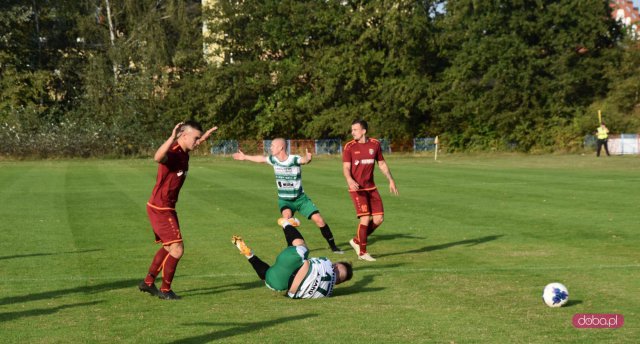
[342,119,398,261]
[138,121,217,300]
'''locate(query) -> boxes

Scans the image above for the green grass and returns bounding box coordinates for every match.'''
[0,154,638,343]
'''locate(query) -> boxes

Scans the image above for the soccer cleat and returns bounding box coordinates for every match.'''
[349,239,361,256]
[277,217,301,228]
[232,235,253,256]
[138,280,159,296]
[358,253,377,262]
[158,290,181,300]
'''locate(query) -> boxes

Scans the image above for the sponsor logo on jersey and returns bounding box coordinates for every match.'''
[360,159,375,165]
[277,181,295,188]
[274,167,296,174]
[307,280,319,296]
[354,160,360,166]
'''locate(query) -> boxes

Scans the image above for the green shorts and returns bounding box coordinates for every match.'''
[278,193,320,219]
[265,246,309,291]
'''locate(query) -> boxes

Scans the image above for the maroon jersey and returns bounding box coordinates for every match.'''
[342,138,385,190]
[148,143,189,209]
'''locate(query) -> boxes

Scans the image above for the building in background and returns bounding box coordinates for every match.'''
[610,0,640,38]
[202,0,224,65]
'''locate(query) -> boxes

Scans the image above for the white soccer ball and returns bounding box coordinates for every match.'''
[542,282,569,307]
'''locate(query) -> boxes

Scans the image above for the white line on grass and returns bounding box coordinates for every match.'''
[357,264,640,274]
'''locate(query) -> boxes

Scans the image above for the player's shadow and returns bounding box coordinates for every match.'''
[171,314,318,343]
[332,274,383,296]
[0,248,103,261]
[179,281,262,297]
[0,278,139,306]
[0,300,104,323]
[376,235,504,258]
[366,233,427,245]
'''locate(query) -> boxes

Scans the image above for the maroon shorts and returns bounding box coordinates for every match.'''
[146,203,183,245]
[349,188,384,217]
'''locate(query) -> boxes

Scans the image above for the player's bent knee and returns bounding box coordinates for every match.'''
[168,243,184,258]
[359,215,371,224]
[311,213,325,227]
[291,238,306,247]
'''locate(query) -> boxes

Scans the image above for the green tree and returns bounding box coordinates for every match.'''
[73,0,205,154]
[434,0,621,151]
[589,36,640,134]
[203,0,443,140]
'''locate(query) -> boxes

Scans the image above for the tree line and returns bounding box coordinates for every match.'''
[1,0,639,157]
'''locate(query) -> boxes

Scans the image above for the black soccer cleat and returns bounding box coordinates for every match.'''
[158,290,182,300]
[138,280,159,296]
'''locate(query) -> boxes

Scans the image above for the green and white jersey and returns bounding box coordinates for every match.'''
[288,257,336,299]
[266,155,304,200]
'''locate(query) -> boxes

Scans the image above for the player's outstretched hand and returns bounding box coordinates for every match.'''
[232,149,245,161]
[202,126,218,139]
[301,148,312,164]
[196,126,218,146]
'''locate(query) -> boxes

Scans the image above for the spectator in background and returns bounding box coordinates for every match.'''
[595,122,610,157]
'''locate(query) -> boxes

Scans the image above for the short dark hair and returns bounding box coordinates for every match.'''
[351,119,368,131]
[336,261,353,283]
[180,120,203,133]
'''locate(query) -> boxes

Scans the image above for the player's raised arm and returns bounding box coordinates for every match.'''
[378,160,398,195]
[299,148,313,165]
[154,122,183,164]
[232,149,267,163]
[195,126,218,147]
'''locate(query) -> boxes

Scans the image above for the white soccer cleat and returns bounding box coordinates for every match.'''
[349,239,361,256]
[277,217,301,228]
[358,253,376,262]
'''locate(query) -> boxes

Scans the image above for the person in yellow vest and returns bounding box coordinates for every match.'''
[595,122,610,157]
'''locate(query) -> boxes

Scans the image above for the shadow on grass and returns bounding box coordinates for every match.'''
[171,314,318,344]
[0,278,139,306]
[0,248,103,261]
[366,233,427,245]
[0,300,104,323]
[376,235,504,258]
[180,281,262,297]
[332,274,383,297]
[564,299,583,307]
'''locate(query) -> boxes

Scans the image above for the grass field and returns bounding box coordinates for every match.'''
[0,153,638,343]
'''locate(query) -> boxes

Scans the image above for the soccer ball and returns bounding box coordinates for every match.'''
[542,282,569,307]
